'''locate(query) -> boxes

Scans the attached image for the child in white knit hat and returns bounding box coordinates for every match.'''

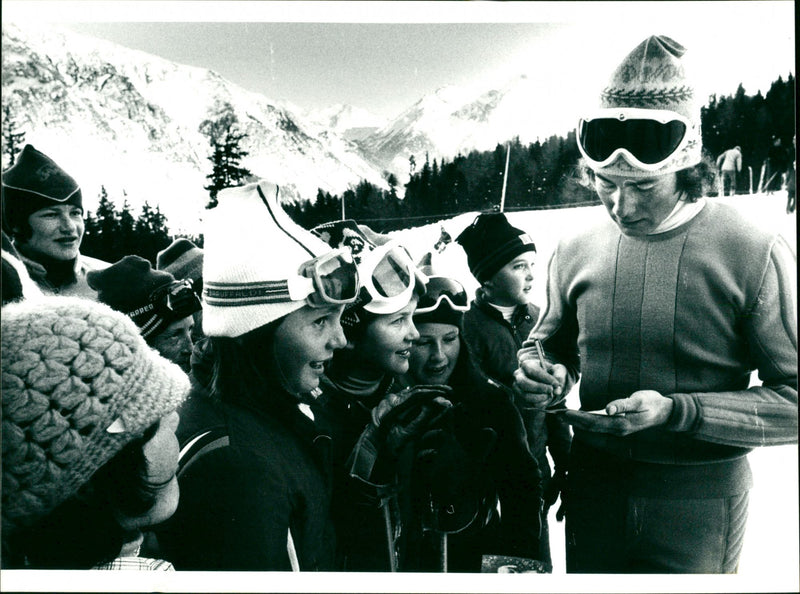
[155,181,359,570]
[1,296,190,569]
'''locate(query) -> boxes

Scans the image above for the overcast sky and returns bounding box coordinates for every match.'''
[4,1,796,119]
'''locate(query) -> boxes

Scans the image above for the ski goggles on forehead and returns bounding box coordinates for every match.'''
[287,249,359,307]
[358,240,427,314]
[415,276,469,314]
[577,108,692,171]
[131,279,202,339]
[150,279,202,316]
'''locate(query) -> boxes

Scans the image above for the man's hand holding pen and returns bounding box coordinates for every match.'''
[512,338,569,412]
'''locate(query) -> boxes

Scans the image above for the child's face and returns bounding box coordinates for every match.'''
[357,298,420,376]
[409,322,461,385]
[485,251,536,306]
[119,411,181,531]
[273,303,347,395]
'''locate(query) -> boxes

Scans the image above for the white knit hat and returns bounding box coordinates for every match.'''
[202,181,334,338]
[591,35,702,178]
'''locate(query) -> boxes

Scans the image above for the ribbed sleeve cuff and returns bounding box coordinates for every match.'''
[665,392,701,433]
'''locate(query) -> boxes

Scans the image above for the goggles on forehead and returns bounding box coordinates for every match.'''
[415,276,469,315]
[357,239,428,315]
[150,279,202,316]
[135,279,202,339]
[577,108,692,171]
[287,249,359,308]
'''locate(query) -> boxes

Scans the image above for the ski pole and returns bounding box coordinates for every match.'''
[440,532,448,573]
[381,496,399,571]
[762,171,779,192]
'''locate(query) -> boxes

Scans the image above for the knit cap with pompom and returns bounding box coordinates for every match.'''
[1,296,190,535]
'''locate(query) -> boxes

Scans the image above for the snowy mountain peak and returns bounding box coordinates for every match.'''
[305,103,388,142]
[2,22,388,233]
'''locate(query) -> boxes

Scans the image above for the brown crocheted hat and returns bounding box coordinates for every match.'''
[1,296,190,534]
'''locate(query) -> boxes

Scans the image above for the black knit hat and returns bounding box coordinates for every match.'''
[87,255,201,341]
[1,145,83,236]
[455,213,536,283]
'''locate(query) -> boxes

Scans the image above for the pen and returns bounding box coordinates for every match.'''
[533,338,547,365]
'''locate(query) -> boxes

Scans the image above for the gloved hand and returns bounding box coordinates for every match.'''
[347,385,453,485]
[372,385,454,457]
[543,471,567,522]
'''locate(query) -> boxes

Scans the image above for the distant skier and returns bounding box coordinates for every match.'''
[763,136,789,194]
[715,145,742,196]
[785,135,796,213]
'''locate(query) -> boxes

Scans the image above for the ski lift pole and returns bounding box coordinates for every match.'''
[749,166,753,194]
[499,141,511,213]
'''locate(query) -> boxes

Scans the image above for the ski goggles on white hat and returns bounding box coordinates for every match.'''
[205,249,359,309]
[415,276,469,315]
[358,239,428,315]
[577,108,693,171]
[289,249,360,307]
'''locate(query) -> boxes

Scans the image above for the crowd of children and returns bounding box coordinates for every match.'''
[0,144,553,571]
[2,33,796,575]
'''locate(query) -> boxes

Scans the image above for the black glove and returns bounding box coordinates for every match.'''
[347,385,453,484]
[374,385,454,457]
[543,471,567,522]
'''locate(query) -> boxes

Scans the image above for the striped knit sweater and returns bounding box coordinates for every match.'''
[530,200,797,465]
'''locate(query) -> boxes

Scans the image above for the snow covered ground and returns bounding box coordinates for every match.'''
[392,191,798,588]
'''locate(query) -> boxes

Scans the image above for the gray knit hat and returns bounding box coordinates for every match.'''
[156,238,204,285]
[1,296,190,534]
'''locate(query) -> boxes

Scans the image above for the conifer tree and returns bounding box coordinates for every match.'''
[118,199,137,257]
[135,202,171,264]
[95,186,119,262]
[199,101,253,208]
[1,104,26,170]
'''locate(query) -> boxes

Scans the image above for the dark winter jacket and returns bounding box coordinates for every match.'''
[400,344,544,571]
[461,290,571,481]
[312,370,399,571]
[155,387,336,571]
